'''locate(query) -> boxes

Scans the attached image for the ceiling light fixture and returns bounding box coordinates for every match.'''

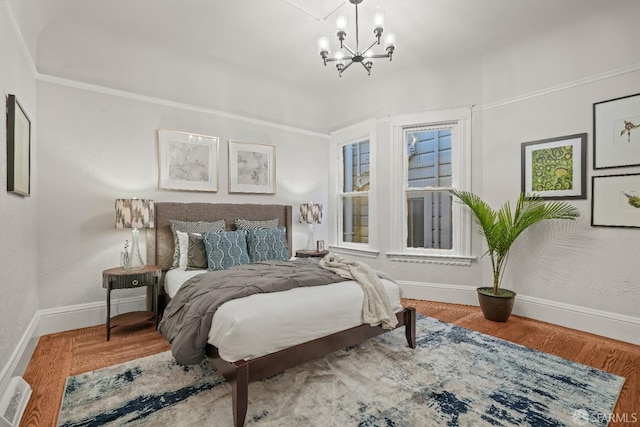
[317,0,396,77]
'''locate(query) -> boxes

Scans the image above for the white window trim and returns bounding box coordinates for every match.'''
[388,106,473,264]
[329,119,377,252]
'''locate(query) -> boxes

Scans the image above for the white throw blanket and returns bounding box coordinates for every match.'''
[318,253,399,329]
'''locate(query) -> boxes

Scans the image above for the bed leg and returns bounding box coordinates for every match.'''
[231,364,249,427]
[405,307,416,348]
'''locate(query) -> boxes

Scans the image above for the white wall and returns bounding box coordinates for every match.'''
[35,81,330,311]
[327,1,640,340]
[0,3,39,385]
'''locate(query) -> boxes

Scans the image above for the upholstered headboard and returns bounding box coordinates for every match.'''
[146,202,293,271]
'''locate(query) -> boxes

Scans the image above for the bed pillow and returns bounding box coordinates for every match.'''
[235,218,278,230]
[170,219,225,269]
[202,230,250,271]
[246,227,289,262]
[187,233,208,270]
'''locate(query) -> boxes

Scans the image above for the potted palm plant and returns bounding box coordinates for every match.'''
[450,190,579,322]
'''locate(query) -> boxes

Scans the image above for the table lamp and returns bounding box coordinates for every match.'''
[300,202,322,251]
[115,198,154,269]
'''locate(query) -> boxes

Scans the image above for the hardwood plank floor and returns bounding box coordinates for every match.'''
[20,301,640,426]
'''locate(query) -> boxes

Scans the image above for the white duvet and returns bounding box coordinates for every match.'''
[164,268,403,362]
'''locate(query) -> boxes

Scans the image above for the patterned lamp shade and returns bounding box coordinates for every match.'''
[300,203,322,224]
[115,199,155,229]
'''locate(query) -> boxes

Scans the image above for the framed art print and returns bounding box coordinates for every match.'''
[6,94,31,197]
[521,133,587,199]
[591,173,640,227]
[157,129,219,192]
[593,92,640,169]
[228,140,276,194]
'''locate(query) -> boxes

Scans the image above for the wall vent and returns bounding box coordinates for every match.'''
[0,377,31,427]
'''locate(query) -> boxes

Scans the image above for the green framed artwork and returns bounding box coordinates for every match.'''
[521,133,587,200]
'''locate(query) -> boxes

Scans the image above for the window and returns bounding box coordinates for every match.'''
[406,128,453,249]
[341,140,370,244]
[388,107,472,265]
[329,119,378,257]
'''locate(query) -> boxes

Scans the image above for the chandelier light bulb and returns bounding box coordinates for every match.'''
[317,35,330,54]
[384,32,396,50]
[336,15,348,31]
[373,10,385,29]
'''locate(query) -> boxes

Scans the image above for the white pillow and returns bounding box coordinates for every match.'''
[176,231,201,270]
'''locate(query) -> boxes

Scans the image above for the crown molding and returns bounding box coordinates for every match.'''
[475,62,640,112]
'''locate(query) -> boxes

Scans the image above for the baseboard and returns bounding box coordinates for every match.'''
[0,316,38,403]
[0,295,147,392]
[398,281,640,346]
[37,295,147,336]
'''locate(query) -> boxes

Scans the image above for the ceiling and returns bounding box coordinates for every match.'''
[8,0,627,132]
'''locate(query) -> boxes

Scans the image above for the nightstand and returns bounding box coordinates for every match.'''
[296,250,329,258]
[102,265,161,340]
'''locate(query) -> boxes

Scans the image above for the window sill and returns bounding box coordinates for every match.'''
[328,245,380,259]
[386,252,474,266]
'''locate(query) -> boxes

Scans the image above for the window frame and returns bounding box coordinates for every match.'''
[387,107,473,265]
[329,119,379,257]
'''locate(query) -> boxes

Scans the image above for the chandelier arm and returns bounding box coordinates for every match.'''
[360,40,379,57]
[367,53,391,59]
[360,61,371,75]
[341,61,355,73]
[341,43,357,57]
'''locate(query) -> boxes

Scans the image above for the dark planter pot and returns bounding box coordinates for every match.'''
[477,287,516,322]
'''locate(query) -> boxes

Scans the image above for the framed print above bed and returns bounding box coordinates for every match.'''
[521,133,587,200]
[157,129,219,192]
[593,92,640,169]
[591,173,640,228]
[6,94,31,197]
[228,140,276,194]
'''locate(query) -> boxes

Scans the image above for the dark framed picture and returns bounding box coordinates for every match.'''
[593,92,640,169]
[521,133,587,199]
[592,173,640,227]
[6,94,31,197]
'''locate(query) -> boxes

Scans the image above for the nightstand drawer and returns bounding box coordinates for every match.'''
[104,271,155,289]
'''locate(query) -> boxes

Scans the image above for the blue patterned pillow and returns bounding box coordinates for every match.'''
[246,227,290,262]
[202,230,250,271]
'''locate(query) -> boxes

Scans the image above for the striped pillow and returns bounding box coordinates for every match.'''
[170,220,225,269]
[246,227,289,262]
[235,218,278,230]
[202,230,250,271]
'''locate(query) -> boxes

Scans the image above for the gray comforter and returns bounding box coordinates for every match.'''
[159,259,344,365]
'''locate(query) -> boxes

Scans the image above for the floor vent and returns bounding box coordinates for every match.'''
[0,377,31,427]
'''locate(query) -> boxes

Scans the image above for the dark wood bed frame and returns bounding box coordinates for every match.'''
[147,202,416,427]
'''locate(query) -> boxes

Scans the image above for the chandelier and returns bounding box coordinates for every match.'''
[317,0,396,77]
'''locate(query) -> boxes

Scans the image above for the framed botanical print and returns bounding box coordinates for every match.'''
[593,92,640,169]
[521,133,587,199]
[228,140,276,194]
[592,173,640,227]
[157,129,219,192]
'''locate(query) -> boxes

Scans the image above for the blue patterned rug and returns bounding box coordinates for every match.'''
[57,316,624,426]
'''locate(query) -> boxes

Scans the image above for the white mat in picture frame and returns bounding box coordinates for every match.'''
[228,140,276,194]
[157,129,219,192]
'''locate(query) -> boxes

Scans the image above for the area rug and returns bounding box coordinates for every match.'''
[57,316,624,427]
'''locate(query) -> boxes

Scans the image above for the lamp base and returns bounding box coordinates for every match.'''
[125,228,145,270]
[306,224,315,251]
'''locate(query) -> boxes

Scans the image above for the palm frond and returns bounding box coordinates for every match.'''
[450,190,579,293]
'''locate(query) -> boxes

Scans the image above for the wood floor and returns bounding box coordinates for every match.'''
[20,301,640,426]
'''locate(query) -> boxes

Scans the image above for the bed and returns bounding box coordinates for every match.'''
[147,202,416,427]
